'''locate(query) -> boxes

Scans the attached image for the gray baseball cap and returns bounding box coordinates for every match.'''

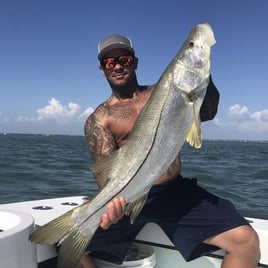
[98,34,135,60]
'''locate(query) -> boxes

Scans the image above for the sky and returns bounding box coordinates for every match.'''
[1,0,268,140]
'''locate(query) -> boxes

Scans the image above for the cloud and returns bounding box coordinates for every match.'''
[37,98,80,121]
[79,107,94,121]
[17,98,93,123]
[249,110,268,122]
[13,98,94,135]
[228,104,268,123]
[207,104,268,140]
[228,104,250,119]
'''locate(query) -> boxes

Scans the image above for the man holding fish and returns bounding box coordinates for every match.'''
[81,29,258,268]
[30,23,259,268]
[81,29,259,268]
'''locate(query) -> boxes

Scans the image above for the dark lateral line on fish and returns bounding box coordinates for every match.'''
[134,239,267,267]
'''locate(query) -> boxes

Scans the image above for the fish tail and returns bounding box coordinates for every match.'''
[57,227,97,268]
[30,209,75,244]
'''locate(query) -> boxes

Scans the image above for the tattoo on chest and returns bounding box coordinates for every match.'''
[107,103,134,121]
[107,93,150,121]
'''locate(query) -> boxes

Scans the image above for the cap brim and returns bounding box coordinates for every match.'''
[98,44,135,60]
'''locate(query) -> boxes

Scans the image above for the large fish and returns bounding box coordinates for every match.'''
[30,22,216,268]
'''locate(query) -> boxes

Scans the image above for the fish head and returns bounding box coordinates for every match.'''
[178,22,216,69]
[173,22,216,93]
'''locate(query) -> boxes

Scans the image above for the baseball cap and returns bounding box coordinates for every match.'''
[98,34,135,60]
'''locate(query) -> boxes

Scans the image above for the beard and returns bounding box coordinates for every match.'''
[108,72,138,98]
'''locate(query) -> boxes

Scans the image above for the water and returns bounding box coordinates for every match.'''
[0,134,267,219]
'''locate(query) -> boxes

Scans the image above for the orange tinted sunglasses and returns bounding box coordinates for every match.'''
[101,55,134,70]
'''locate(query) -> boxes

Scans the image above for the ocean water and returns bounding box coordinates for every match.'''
[0,133,267,219]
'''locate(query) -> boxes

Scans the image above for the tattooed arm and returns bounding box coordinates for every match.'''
[84,104,127,229]
[84,105,117,187]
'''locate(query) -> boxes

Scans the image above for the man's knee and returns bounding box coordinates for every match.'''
[244,226,259,250]
[231,225,259,253]
[204,225,259,253]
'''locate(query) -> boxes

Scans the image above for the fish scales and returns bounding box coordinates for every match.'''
[118,76,209,203]
[30,22,216,268]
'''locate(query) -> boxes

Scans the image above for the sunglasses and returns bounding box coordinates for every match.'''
[100,55,134,70]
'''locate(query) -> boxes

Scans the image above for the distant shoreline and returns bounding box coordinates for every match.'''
[1,132,267,143]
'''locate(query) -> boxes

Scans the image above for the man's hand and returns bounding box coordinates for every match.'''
[100,197,126,230]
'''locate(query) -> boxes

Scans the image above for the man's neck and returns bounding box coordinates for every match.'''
[112,85,139,99]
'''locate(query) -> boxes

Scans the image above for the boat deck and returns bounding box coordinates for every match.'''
[1,196,268,268]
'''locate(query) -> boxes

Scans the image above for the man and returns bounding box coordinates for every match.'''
[80,34,259,268]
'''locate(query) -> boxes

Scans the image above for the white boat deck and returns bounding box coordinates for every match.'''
[1,196,267,268]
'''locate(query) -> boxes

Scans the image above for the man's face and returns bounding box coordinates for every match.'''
[99,48,138,88]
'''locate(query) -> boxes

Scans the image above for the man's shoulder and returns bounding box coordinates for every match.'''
[88,101,108,121]
[84,103,108,134]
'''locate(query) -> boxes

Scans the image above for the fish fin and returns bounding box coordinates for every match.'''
[185,119,202,148]
[126,193,148,224]
[186,97,203,149]
[92,149,121,186]
[57,226,97,268]
[30,204,86,244]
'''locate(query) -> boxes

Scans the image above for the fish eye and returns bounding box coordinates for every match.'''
[188,41,194,48]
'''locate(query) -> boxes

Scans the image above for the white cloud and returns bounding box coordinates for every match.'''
[12,98,94,135]
[79,107,94,121]
[37,98,80,121]
[249,109,268,122]
[16,98,93,123]
[228,104,250,119]
[228,104,268,123]
[206,104,268,140]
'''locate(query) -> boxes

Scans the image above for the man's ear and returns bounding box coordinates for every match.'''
[133,57,138,70]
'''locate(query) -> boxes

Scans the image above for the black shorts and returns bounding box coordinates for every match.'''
[86,175,249,263]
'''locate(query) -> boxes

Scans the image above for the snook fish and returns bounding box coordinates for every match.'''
[30,22,216,268]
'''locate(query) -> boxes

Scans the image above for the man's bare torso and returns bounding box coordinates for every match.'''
[85,85,181,186]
